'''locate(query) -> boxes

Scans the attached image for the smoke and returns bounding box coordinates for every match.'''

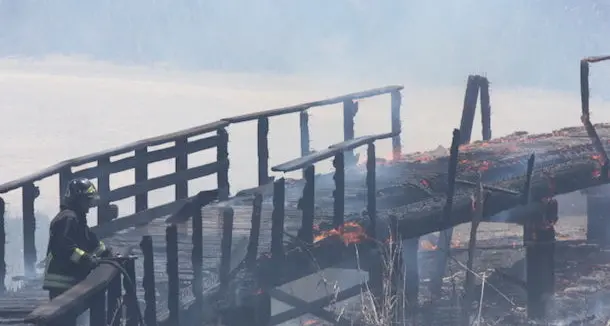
[2,1,610,91]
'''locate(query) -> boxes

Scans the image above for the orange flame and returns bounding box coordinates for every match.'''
[313,221,367,245]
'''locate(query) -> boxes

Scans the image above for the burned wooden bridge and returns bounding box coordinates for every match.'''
[2,57,610,325]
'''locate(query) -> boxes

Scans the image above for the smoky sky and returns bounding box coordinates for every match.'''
[1,0,610,91]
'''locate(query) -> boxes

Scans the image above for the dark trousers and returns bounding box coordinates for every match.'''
[49,289,77,326]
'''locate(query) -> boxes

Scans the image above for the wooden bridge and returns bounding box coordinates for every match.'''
[0,85,407,325]
[2,56,610,326]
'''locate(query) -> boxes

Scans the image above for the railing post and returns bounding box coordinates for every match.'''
[217,128,230,200]
[257,117,270,186]
[343,100,357,165]
[123,258,139,326]
[366,143,376,239]
[246,194,263,267]
[219,207,234,291]
[58,166,73,204]
[134,148,149,212]
[0,197,5,293]
[175,137,189,201]
[22,182,39,276]
[192,201,204,323]
[107,270,122,326]
[90,290,107,326]
[271,178,285,265]
[140,235,157,326]
[297,165,315,243]
[97,156,111,225]
[390,90,402,160]
[166,224,180,326]
[332,152,345,229]
[299,111,310,178]
[479,76,492,141]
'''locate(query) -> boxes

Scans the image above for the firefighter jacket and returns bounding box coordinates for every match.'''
[43,207,109,290]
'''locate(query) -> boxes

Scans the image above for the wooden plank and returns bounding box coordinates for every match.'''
[223,85,403,123]
[271,132,397,172]
[0,120,229,194]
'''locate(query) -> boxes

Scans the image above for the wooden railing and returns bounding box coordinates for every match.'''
[0,85,403,325]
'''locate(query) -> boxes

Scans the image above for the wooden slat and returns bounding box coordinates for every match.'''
[223,85,403,123]
[73,134,220,180]
[272,132,398,172]
[104,160,223,203]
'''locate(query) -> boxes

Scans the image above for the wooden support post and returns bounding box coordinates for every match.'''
[175,137,189,200]
[217,128,230,200]
[332,152,345,229]
[586,184,610,246]
[299,111,310,178]
[526,199,557,321]
[140,235,157,326]
[390,90,402,160]
[134,148,149,212]
[459,76,480,144]
[271,178,285,266]
[0,197,5,293]
[192,202,204,317]
[461,175,484,326]
[403,237,419,311]
[22,182,39,276]
[89,290,107,326]
[58,166,73,205]
[246,194,263,267]
[123,258,138,326]
[343,100,357,165]
[297,165,315,243]
[107,271,122,326]
[219,207,234,291]
[257,117,270,186]
[430,129,461,300]
[97,156,111,225]
[366,143,377,239]
[479,76,492,141]
[166,224,180,326]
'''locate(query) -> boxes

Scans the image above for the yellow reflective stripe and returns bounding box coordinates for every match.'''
[93,242,106,256]
[70,248,86,263]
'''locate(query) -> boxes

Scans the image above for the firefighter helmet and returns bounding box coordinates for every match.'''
[63,178,100,209]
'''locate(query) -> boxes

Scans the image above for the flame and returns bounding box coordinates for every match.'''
[420,238,462,251]
[302,320,322,326]
[313,221,367,245]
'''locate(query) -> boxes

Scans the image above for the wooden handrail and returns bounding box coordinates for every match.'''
[272,132,398,172]
[0,120,229,194]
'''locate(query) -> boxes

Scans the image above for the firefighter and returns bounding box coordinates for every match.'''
[43,178,112,325]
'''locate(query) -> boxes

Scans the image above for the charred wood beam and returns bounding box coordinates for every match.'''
[521,154,536,205]
[580,58,610,181]
[366,143,377,239]
[191,202,204,321]
[343,100,357,165]
[123,258,139,326]
[271,178,286,265]
[0,197,5,293]
[459,76,480,144]
[299,111,311,178]
[140,235,157,326]
[166,224,180,326]
[479,76,492,141]
[175,137,189,200]
[525,199,557,320]
[297,166,315,243]
[455,179,519,196]
[22,182,39,277]
[220,207,234,291]
[257,117,270,186]
[134,148,148,212]
[391,90,403,159]
[333,152,346,229]
[246,194,263,267]
[217,127,230,200]
[430,128,461,299]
